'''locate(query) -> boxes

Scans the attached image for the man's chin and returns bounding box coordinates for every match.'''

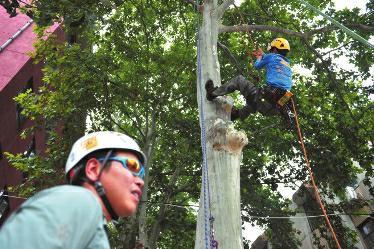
[117,206,137,217]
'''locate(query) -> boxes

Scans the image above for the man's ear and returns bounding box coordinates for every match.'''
[85,158,102,182]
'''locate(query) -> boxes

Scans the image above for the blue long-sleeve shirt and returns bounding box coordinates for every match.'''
[254,53,292,91]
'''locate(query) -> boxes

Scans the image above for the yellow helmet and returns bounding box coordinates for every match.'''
[269,38,290,51]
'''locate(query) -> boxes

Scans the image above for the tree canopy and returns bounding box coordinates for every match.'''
[2,0,373,248]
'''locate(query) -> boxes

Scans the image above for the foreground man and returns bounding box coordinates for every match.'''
[0,131,146,249]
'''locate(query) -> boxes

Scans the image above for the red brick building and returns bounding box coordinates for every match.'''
[0,7,63,224]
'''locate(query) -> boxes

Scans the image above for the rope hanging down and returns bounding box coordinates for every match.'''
[195,1,218,248]
[197,27,218,249]
[290,98,342,249]
[297,0,374,49]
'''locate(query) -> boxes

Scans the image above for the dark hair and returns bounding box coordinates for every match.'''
[68,149,115,185]
[275,48,288,57]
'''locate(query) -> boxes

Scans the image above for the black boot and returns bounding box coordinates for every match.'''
[205,79,218,101]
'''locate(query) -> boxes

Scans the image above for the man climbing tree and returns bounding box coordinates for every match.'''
[206,38,294,128]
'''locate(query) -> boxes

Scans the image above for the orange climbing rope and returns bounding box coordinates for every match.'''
[290,98,342,249]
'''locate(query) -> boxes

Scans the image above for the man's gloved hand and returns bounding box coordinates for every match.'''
[252,48,263,59]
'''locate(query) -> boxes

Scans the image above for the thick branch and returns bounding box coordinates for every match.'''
[216,0,234,19]
[219,24,306,38]
[321,41,353,56]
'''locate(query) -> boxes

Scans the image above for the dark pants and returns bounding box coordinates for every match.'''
[212,75,292,122]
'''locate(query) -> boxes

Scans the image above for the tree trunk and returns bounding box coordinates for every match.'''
[148,167,181,248]
[138,116,156,248]
[120,215,138,249]
[194,1,248,249]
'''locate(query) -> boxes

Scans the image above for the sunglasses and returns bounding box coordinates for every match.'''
[98,156,145,179]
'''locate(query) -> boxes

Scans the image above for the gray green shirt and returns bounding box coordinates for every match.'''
[0,185,110,249]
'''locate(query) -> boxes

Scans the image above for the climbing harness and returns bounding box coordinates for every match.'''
[276,91,294,129]
[290,98,342,249]
[257,86,295,128]
[195,0,217,248]
[277,91,293,107]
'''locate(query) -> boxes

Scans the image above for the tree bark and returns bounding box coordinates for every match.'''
[148,166,181,248]
[138,110,157,248]
[194,1,248,248]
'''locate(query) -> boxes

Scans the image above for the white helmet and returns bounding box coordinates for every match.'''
[65,131,146,176]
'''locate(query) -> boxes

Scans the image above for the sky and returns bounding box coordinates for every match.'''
[231,0,371,246]
[334,0,368,10]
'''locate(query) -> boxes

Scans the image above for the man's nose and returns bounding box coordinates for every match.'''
[135,177,144,188]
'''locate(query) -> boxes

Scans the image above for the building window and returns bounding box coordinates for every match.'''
[16,77,33,129]
[358,218,374,248]
[0,189,10,223]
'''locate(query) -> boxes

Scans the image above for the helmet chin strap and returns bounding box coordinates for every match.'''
[93,181,119,221]
[93,149,119,221]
